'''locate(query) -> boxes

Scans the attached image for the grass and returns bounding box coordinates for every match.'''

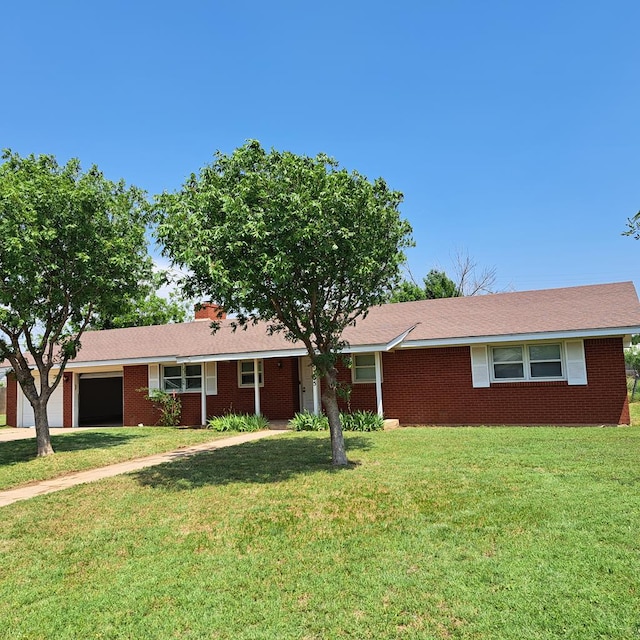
[0,427,231,491]
[629,401,640,426]
[0,414,6,427]
[1,426,639,639]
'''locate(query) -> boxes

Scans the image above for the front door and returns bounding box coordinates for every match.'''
[299,356,317,413]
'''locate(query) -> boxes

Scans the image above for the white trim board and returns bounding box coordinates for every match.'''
[401,327,639,349]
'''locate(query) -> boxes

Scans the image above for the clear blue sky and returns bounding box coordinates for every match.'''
[2,1,639,293]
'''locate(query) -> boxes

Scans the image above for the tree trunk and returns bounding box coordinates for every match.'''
[322,367,348,466]
[33,399,54,457]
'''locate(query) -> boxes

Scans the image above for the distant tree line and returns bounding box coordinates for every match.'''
[388,250,498,302]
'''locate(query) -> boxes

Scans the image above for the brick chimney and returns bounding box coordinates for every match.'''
[194,302,227,321]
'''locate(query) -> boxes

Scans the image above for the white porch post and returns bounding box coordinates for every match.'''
[312,367,320,416]
[374,351,384,417]
[201,363,207,426]
[253,358,261,416]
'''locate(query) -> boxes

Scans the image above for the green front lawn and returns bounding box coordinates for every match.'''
[629,401,640,426]
[1,427,638,639]
[0,427,230,491]
[0,414,6,427]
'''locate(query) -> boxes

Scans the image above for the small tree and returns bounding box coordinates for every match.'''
[155,141,412,466]
[0,151,151,456]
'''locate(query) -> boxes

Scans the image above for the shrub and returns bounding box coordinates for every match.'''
[341,410,384,432]
[207,413,269,432]
[290,410,383,432]
[289,411,329,431]
[138,387,182,426]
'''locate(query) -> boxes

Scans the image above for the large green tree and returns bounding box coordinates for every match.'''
[0,151,151,456]
[155,141,412,466]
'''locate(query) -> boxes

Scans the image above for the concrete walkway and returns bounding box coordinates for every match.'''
[0,429,282,508]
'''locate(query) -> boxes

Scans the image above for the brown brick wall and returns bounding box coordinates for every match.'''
[112,338,633,427]
[6,373,17,427]
[333,338,628,425]
[181,393,203,426]
[206,357,299,420]
[63,373,73,427]
[123,365,162,426]
[122,364,204,426]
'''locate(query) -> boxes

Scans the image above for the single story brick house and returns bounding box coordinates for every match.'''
[4,282,640,428]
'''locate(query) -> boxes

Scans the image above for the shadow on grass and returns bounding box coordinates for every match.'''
[132,434,373,491]
[0,432,144,466]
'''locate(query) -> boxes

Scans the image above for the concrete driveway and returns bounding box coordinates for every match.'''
[0,427,100,442]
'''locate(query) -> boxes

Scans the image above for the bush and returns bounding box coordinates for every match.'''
[207,413,269,432]
[289,410,384,432]
[138,387,182,426]
[289,411,329,431]
[341,410,384,432]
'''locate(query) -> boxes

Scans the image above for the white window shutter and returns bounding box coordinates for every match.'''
[205,362,218,395]
[565,341,588,385]
[148,364,160,390]
[470,346,490,388]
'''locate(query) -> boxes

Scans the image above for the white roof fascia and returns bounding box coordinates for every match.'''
[384,325,418,351]
[401,326,640,349]
[178,342,400,362]
[177,348,309,363]
[343,344,387,354]
[65,355,178,369]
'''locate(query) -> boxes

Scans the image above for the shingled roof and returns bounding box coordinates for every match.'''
[4,282,639,371]
[46,281,639,367]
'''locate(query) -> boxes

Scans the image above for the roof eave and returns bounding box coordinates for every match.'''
[401,325,640,348]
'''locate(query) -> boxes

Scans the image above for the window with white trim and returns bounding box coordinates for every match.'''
[238,360,263,387]
[490,343,563,382]
[352,353,377,383]
[162,364,202,392]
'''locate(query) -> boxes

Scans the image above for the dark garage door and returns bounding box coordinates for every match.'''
[79,375,123,426]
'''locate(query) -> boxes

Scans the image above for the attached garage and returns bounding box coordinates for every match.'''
[78,372,123,426]
[17,378,64,428]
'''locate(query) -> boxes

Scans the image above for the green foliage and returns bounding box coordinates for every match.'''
[389,268,460,302]
[624,346,640,374]
[423,268,460,298]
[0,150,151,454]
[154,140,413,465]
[86,272,186,330]
[154,140,412,363]
[207,413,269,432]
[340,410,384,431]
[139,387,182,427]
[625,347,640,401]
[289,411,329,431]
[290,410,383,432]
[388,279,428,302]
[624,210,640,238]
